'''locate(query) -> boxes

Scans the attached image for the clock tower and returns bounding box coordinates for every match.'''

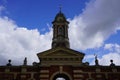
[52,10,70,48]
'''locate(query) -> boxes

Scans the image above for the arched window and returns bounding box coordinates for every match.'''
[58,27,64,35]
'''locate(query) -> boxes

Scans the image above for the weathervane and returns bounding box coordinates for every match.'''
[59,4,62,13]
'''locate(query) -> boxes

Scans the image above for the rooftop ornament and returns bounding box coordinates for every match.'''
[6,59,12,66]
[94,54,99,66]
[23,57,27,66]
[110,59,115,67]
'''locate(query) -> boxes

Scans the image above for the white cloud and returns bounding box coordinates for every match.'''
[99,52,120,65]
[100,43,120,65]
[84,54,95,59]
[70,0,120,65]
[104,44,114,51]
[84,44,120,65]
[69,0,120,50]
[0,16,52,65]
[104,43,120,52]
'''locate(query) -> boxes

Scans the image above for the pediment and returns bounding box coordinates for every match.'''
[37,47,84,57]
[37,47,85,66]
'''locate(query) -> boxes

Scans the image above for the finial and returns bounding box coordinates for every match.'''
[59,4,62,13]
[110,59,115,67]
[7,59,12,66]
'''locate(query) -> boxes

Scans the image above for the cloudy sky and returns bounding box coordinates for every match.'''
[0,0,120,66]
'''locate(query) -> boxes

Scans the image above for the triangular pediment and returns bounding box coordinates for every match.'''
[37,47,85,66]
[37,47,84,57]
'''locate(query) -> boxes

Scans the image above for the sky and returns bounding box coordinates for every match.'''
[0,0,120,66]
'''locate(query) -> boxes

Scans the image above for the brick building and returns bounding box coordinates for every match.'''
[0,10,120,80]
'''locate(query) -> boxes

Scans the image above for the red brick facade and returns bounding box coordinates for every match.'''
[0,66,120,80]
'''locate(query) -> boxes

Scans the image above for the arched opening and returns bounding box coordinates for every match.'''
[53,74,70,80]
[56,77,65,80]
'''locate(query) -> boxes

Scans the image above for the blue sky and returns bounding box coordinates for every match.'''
[0,0,89,31]
[0,0,120,65]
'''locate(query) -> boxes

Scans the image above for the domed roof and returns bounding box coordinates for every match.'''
[52,11,69,23]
